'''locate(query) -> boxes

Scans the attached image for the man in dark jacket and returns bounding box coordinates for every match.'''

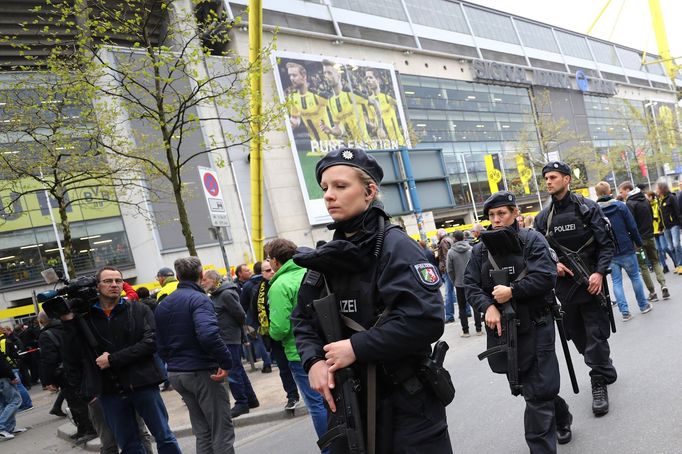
[596,182,652,321]
[619,182,669,301]
[61,266,180,454]
[657,181,682,273]
[38,312,96,442]
[202,269,259,418]
[447,230,481,336]
[156,257,235,454]
[239,262,273,373]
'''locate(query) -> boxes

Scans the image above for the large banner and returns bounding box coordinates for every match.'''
[272,52,409,225]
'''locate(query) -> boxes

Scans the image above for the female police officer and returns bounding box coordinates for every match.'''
[291,148,452,453]
[464,191,571,453]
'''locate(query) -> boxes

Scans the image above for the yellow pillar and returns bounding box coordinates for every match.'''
[249,0,263,260]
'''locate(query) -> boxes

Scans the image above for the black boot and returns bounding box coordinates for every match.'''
[591,376,609,416]
[556,411,573,444]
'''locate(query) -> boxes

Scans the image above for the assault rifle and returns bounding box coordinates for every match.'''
[477,269,522,396]
[547,239,616,333]
[313,293,366,454]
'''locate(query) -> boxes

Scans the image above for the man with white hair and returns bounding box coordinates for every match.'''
[437,229,456,323]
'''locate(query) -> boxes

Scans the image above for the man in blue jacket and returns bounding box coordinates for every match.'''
[155,257,235,454]
[595,182,653,321]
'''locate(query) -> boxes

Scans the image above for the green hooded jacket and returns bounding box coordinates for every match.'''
[268,259,306,362]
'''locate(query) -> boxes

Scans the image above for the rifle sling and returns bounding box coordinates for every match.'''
[340,311,387,454]
[487,252,528,282]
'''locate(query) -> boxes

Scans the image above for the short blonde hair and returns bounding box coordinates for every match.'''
[352,167,381,201]
[595,181,611,197]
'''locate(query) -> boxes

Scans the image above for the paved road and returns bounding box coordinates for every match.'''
[6,273,682,453]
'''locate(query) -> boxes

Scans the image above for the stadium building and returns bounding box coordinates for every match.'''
[0,0,680,315]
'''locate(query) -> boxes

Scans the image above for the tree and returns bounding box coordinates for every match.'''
[11,0,284,256]
[0,72,149,278]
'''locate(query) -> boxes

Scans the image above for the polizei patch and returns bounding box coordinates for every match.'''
[413,263,440,287]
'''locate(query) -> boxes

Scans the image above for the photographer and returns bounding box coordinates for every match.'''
[60,266,181,454]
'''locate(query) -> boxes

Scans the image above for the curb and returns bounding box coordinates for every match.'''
[56,405,309,451]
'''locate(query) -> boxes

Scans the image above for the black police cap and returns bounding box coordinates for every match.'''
[315,148,384,185]
[542,161,572,177]
[483,191,517,217]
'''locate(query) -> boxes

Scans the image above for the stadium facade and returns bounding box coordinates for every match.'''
[0,0,680,314]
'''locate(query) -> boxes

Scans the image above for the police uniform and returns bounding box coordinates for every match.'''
[291,148,452,454]
[463,191,563,453]
[534,162,616,417]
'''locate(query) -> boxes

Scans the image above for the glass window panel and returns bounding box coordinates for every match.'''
[616,47,644,70]
[555,30,591,59]
[404,0,469,34]
[464,6,519,44]
[589,40,620,66]
[331,0,407,21]
[515,20,558,52]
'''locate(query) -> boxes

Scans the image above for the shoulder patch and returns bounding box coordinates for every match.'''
[302,270,323,288]
[412,263,441,288]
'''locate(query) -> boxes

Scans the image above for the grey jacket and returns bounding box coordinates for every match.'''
[446,240,472,288]
[209,280,245,345]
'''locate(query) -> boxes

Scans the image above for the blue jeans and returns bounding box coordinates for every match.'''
[442,273,456,321]
[12,369,32,409]
[0,378,22,432]
[99,386,180,454]
[289,361,328,447]
[611,254,649,315]
[655,234,675,268]
[664,225,682,266]
[252,334,272,367]
[226,344,258,406]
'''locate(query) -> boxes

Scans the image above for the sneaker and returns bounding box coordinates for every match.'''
[49,408,67,417]
[662,287,670,300]
[0,430,14,440]
[622,313,633,322]
[285,397,300,411]
[444,318,455,324]
[647,293,659,302]
[460,332,470,338]
[75,432,97,444]
[248,399,260,409]
[641,304,653,314]
[18,405,33,413]
[475,330,484,336]
[11,427,27,434]
[663,266,670,274]
[261,365,272,373]
[676,265,682,274]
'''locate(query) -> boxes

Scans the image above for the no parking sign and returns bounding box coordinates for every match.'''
[198,167,228,227]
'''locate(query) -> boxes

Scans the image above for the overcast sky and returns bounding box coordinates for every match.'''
[468,0,681,59]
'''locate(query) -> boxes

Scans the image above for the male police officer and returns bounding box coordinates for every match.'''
[464,191,568,452]
[534,162,616,422]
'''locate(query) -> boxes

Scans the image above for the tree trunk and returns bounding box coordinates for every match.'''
[172,175,197,256]
[56,194,77,279]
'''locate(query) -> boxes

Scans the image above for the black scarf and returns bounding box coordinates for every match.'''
[293,202,389,274]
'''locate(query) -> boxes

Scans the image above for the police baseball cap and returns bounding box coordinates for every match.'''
[156,267,174,278]
[315,148,384,185]
[542,161,572,177]
[483,191,517,217]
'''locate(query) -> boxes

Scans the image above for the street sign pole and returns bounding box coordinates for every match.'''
[209,227,231,274]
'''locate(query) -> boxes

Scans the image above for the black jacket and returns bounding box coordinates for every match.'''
[0,350,13,379]
[660,191,682,229]
[210,280,246,346]
[38,321,67,387]
[625,190,654,239]
[63,299,164,397]
[292,220,444,374]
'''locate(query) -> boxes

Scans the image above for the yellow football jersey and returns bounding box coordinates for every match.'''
[288,91,332,142]
[327,92,372,144]
[370,93,405,145]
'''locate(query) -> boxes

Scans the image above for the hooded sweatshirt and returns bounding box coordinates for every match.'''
[446,240,473,288]
[597,195,642,257]
[625,187,654,239]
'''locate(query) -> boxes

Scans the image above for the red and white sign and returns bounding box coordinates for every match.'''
[198,167,228,227]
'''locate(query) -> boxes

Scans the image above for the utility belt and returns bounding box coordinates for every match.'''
[381,341,455,407]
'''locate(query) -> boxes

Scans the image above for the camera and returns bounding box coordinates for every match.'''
[37,271,99,319]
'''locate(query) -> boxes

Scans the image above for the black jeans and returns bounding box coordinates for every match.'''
[269,339,299,400]
[456,286,482,333]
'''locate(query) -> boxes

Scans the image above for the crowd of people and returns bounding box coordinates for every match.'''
[3,149,682,453]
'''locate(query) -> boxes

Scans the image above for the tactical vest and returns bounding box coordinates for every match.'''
[546,198,593,254]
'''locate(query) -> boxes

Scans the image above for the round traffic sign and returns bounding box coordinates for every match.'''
[203,172,220,197]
